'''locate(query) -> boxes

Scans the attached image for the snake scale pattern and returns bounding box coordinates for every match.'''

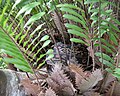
[46,42,93,70]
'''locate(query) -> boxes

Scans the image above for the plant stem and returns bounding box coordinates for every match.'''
[98,0,104,70]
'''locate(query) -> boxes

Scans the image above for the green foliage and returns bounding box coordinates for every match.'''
[58,0,120,79]
[0,57,7,69]
[1,0,120,81]
[0,0,53,73]
[0,29,32,73]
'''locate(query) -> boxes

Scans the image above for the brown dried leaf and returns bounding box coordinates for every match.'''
[68,64,86,87]
[52,11,65,34]
[69,64,85,76]
[47,64,76,96]
[45,88,57,96]
[38,91,45,96]
[79,69,103,92]
[20,79,41,96]
[83,91,101,96]
[101,73,116,93]
[46,77,60,92]
[104,81,115,96]
[64,69,76,88]
[104,81,120,96]
[52,11,69,40]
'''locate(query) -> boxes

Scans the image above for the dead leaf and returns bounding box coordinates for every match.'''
[45,88,57,96]
[79,69,103,92]
[68,64,86,87]
[46,64,76,96]
[20,79,41,96]
[104,81,120,96]
[83,91,101,96]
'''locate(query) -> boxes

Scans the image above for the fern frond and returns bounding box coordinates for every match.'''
[0,25,33,73]
[45,88,58,96]
[0,1,53,72]
[47,64,76,96]
[79,69,103,92]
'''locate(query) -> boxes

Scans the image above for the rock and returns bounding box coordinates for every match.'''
[0,69,25,96]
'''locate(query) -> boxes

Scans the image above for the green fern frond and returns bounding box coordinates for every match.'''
[0,1,53,72]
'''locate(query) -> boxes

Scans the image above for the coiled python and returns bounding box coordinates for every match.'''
[46,42,93,70]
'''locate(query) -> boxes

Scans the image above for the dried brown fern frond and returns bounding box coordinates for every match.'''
[52,11,69,43]
[68,64,103,93]
[83,91,101,96]
[52,11,64,33]
[104,80,115,96]
[69,64,85,76]
[104,80,120,96]
[68,64,87,87]
[38,91,45,96]
[46,64,76,96]
[52,11,66,35]
[45,88,58,96]
[20,78,41,96]
[79,69,103,93]
[100,73,116,94]
[38,87,58,96]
